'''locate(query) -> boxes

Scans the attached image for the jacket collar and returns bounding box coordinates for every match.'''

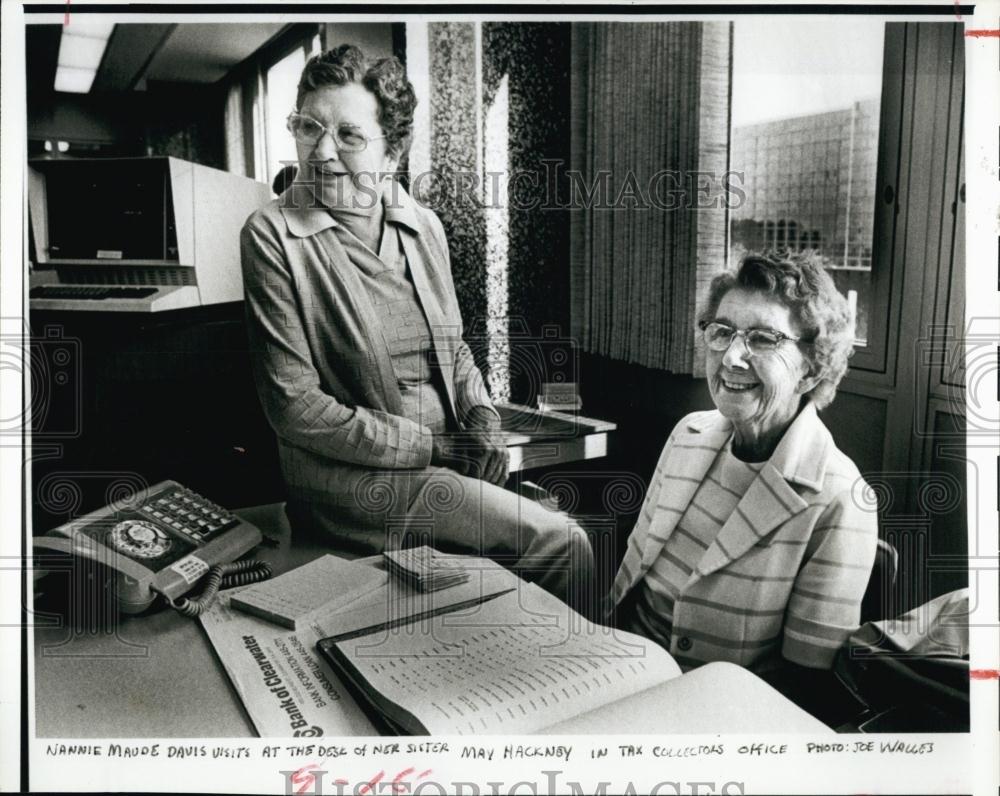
[674,402,830,578]
[684,401,830,493]
[622,401,836,598]
[278,180,422,239]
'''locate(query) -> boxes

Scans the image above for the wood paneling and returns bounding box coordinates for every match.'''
[818,393,888,478]
[833,23,967,613]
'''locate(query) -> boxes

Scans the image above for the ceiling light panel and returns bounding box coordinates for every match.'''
[54,20,114,93]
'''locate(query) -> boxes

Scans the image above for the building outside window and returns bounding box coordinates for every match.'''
[729,19,884,345]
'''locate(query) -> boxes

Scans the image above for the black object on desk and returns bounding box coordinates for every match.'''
[33,479,262,615]
[30,286,160,300]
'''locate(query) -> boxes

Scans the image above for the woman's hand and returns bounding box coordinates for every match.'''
[464,406,509,486]
[466,425,510,486]
[430,407,510,486]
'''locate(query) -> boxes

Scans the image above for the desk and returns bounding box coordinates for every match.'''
[32,503,302,738]
[33,503,827,738]
[496,403,616,473]
[32,403,618,734]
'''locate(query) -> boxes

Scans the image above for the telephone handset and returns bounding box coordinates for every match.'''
[33,480,270,614]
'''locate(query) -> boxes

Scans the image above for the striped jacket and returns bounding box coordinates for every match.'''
[607,404,878,671]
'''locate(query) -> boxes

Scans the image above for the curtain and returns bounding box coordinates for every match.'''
[570,22,732,375]
[224,82,245,176]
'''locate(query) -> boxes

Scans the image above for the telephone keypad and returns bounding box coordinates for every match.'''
[137,484,239,543]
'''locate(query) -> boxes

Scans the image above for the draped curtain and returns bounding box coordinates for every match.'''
[224,82,246,177]
[570,22,732,375]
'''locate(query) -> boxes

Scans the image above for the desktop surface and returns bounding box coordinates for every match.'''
[32,503,304,738]
[32,503,830,738]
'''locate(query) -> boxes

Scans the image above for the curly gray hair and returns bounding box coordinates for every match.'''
[698,252,856,410]
[296,44,416,161]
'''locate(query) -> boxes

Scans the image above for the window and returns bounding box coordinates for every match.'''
[729,18,885,347]
[221,24,323,184]
[264,46,307,185]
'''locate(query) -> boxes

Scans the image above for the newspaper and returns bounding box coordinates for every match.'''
[199,588,377,737]
[199,557,520,737]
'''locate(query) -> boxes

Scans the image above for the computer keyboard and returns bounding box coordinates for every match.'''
[30,285,158,300]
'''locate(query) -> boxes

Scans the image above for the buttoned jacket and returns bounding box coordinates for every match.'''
[240,182,495,504]
[606,404,878,670]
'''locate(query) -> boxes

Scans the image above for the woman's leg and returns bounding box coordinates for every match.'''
[287,465,596,615]
[402,468,596,616]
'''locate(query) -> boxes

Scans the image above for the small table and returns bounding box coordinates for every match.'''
[496,402,616,472]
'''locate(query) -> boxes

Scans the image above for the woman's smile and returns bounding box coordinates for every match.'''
[719,377,760,392]
[296,83,394,210]
[705,287,815,459]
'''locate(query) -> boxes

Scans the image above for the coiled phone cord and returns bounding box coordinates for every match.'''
[161,560,273,618]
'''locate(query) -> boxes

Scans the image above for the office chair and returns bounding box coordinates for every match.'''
[834,584,970,733]
[860,537,898,623]
[835,536,968,733]
[272,164,298,195]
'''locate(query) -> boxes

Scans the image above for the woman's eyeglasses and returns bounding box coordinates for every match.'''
[699,321,803,357]
[286,112,386,153]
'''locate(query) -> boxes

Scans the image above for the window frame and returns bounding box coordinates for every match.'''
[220,23,321,182]
[726,23,905,387]
[844,22,905,378]
[260,31,319,185]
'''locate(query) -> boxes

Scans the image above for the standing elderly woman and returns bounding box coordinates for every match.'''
[607,254,877,698]
[241,45,593,607]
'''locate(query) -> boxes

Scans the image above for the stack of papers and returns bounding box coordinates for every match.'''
[383,546,470,591]
[229,554,386,629]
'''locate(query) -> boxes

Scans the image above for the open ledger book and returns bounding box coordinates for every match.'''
[317,581,682,735]
[199,555,521,736]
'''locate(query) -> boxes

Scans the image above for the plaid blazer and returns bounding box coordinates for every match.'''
[240,183,496,510]
[607,404,878,671]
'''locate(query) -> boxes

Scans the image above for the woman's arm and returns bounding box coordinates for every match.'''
[781,486,879,669]
[763,487,877,724]
[452,340,501,426]
[601,422,687,620]
[416,206,508,483]
[240,219,434,469]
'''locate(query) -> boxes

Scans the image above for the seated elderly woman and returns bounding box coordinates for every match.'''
[241,44,593,608]
[607,253,877,688]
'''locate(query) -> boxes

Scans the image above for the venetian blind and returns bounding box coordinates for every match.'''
[570,22,732,375]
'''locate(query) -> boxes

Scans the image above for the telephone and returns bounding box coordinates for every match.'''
[33,480,270,614]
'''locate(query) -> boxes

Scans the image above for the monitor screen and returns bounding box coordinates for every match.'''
[39,158,179,262]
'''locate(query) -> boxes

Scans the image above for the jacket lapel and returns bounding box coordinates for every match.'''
[281,181,455,420]
[695,464,807,576]
[638,422,731,570]
[612,403,835,613]
[694,402,830,578]
[313,227,406,416]
[608,413,730,613]
[397,229,459,418]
